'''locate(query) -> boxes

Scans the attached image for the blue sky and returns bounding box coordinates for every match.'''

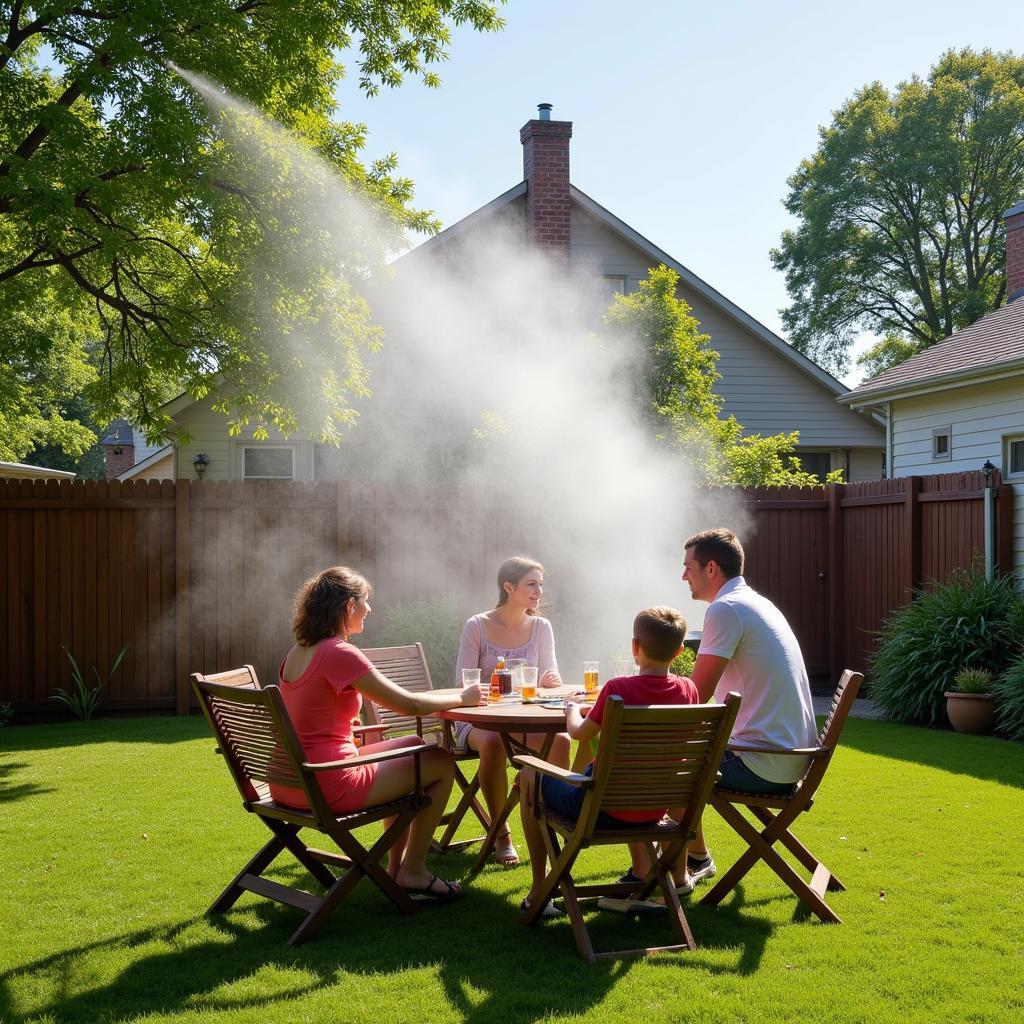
[338,0,1020,385]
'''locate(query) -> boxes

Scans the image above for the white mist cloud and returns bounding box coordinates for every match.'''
[172,65,751,679]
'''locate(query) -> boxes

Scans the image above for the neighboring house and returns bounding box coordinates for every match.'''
[154,104,885,482]
[840,200,1024,579]
[100,419,173,482]
[0,461,75,481]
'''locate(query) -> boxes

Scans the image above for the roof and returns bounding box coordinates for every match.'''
[116,444,174,481]
[398,179,858,402]
[0,461,76,481]
[840,298,1024,407]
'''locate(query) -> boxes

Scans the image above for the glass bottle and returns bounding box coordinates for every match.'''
[489,655,505,703]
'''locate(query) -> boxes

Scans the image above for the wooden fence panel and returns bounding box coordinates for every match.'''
[0,472,1013,712]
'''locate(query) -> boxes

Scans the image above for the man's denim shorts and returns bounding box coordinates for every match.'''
[717,751,799,795]
[539,765,659,828]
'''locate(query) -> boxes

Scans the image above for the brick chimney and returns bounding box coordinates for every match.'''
[1006,200,1024,303]
[520,103,573,262]
[101,419,136,480]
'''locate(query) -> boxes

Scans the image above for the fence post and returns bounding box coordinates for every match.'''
[336,480,349,562]
[827,483,843,684]
[996,482,1014,573]
[904,476,922,596]
[175,480,191,715]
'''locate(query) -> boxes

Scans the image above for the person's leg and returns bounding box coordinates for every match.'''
[468,727,518,862]
[362,745,457,893]
[359,735,425,875]
[518,767,550,904]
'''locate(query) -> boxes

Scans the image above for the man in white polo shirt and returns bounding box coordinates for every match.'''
[680,527,817,883]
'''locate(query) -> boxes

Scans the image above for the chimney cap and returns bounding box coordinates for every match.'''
[537,102,553,120]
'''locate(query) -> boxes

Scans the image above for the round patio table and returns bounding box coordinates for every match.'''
[436,690,572,875]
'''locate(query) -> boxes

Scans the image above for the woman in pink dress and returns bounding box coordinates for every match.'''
[453,555,570,866]
[270,566,481,902]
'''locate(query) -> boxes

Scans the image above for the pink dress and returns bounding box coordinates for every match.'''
[268,638,378,813]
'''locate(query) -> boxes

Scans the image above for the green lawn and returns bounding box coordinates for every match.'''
[1,716,1022,1024]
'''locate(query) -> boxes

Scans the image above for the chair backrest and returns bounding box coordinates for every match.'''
[800,669,864,798]
[359,643,442,740]
[193,678,326,816]
[192,664,262,690]
[582,695,741,836]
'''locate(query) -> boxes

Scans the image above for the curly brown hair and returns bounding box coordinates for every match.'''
[291,566,371,646]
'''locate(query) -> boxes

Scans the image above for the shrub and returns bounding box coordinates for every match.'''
[950,667,994,694]
[868,568,1020,726]
[360,596,466,689]
[996,655,1024,741]
[51,644,129,721]
[670,646,697,678]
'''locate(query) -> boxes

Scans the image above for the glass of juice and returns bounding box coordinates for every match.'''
[583,661,599,695]
[521,666,538,702]
[507,658,526,695]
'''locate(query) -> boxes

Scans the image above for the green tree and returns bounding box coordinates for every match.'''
[772,48,1024,376]
[0,1,504,451]
[604,266,838,486]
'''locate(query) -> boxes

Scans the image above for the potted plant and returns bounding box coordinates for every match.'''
[944,667,997,735]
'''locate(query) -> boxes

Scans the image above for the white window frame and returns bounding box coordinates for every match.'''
[931,426,952,462]
[240,444,297,481]
[604,274,628,295]
[1005,434,1024,480]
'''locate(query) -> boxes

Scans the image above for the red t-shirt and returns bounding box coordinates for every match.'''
[268,638,377,812]
[585,672,700,822]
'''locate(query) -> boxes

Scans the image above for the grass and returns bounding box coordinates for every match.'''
[1,716,1022,1024]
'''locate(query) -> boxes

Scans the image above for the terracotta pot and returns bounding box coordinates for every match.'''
[943,691,997,735]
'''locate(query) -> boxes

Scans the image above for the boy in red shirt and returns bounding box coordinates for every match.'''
[517,606,699,917]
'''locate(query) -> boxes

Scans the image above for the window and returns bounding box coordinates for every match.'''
[604,275,628,296]
[1006,435,1024,478]
[242,445,295,480]
[931,427,952,462]
[795,451,832,480]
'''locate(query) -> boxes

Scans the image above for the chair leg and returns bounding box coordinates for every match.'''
[702,800,841,924]
[434,767,490,852]
[467,782,520,876]
[209,829,290,914]
[748,805,843,889]
[288,809,420,947]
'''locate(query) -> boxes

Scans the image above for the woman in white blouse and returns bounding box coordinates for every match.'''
[454,555,570,866]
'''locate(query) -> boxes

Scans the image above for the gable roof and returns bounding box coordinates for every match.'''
[116,444,173,481]
[840,299,1024,407]
[399,179,857,401]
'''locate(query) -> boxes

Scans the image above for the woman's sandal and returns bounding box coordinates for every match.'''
[401,874,462,902]
[493,831,520,867]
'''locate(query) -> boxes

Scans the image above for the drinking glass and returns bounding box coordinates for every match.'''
[613,658,633,680]
[507,658,526,695]
[521,666,539,702]
[583,660,599,696]
[462,668,481,688]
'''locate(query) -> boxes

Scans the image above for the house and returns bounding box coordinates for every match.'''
[100,419,174,482]
[156,105,885,482]
[839,200,1024,579]
[0,461,75,481]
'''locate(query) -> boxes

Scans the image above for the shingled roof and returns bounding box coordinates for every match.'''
[841,298,1024,406]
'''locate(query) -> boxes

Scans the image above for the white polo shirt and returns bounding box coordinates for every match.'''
[701,576,817,784]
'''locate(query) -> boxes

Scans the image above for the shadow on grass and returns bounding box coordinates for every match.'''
[0,857,774,1024]
[839,718,1024,789]
[0,760,54,804]
[0,714,211,753]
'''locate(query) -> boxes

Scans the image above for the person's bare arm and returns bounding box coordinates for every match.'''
[564,700,600,743]
[691,653,730,703]
[352,668,481,714]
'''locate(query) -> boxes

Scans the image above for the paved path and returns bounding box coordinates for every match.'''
[812,694,885,720]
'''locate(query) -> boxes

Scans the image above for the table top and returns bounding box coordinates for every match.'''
[434,686,575,730]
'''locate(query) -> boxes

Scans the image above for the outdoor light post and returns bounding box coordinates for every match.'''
[982,459,996,581]
[192,453,210,480]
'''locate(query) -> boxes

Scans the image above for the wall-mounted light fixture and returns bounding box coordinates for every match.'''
[192,453,210,480]
[982,459,996,485]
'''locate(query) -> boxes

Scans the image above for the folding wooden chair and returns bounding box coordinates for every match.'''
[193,678,433,947]
[701,669,864,924]
[360,643,489,853]
[192,664,262,689]
[514,694,741,963]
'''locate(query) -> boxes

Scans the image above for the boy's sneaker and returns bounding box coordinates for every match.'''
[686,854,716,884]
[597,870,691,913]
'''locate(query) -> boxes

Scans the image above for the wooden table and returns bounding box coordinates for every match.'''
[437,692,571,875]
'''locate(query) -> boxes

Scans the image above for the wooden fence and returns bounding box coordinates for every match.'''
[0,471,1013,714]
